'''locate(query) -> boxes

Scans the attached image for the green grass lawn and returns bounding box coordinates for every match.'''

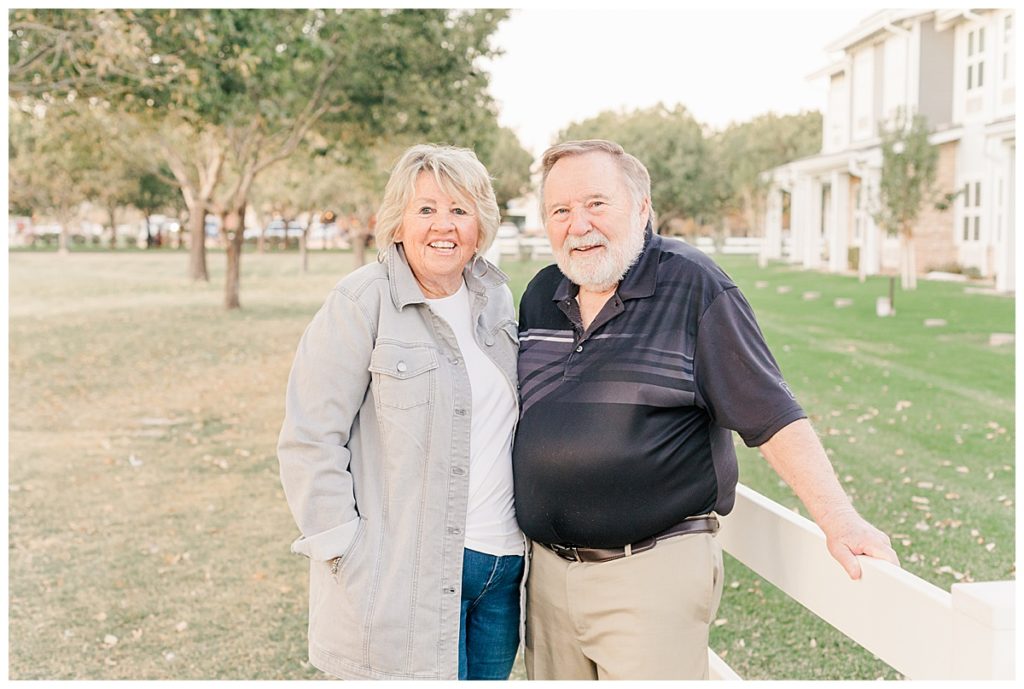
[7,249,1014,680]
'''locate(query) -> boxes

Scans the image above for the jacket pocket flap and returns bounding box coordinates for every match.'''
[368,343,438,379]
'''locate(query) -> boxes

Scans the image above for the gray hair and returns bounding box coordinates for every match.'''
[540,139,653,217]
[375,144,501,254]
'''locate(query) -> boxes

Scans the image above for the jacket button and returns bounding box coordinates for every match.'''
[455,408,467,416]
[450,357,460,365]
[452,467,466,476]
[396,361,408,372]
[575,345,583,353]
[448,527,462,535]
[444,586,457,594]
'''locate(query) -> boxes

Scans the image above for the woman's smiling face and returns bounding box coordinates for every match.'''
[397,171,480,298]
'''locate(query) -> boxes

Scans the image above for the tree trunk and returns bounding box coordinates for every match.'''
[225,237,242,310]
[300,229,309,272]
[189,201,209,281]
[58,224,70,255]
[223,205,246,310]
[354,229,369,267]
[300,208,316,272]
[901,231,917,290]
[108,205,119,249]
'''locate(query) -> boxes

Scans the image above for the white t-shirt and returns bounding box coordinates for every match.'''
[426,281,523,556]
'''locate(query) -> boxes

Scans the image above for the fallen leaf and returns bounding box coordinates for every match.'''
[175,621,188,633]
[94,612,107,622]
[104,635,118,646]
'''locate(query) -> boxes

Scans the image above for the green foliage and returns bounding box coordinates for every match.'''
[559,103,714,230]
[8,103,106,220]
[874,110,939,238]
[483,126,534,214]
[713,111,822,228]
[125,171,181,218]
[9,9,512,297]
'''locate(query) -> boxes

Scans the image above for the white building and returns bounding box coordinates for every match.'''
[763,9,1015,291]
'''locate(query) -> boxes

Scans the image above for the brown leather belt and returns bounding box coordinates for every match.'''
[539,515,720,564]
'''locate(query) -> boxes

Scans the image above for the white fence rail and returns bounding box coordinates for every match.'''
[709,484,1015,680]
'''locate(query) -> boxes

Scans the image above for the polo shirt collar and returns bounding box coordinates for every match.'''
[387,242,509,309]
[552,219,660,302]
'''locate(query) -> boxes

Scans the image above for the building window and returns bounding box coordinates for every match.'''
[967,26,986,91]
[961,180,982,242]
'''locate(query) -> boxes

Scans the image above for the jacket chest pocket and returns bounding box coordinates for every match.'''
[369,343,439,409]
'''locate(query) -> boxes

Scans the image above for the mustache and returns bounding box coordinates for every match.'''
[562,232,609,251]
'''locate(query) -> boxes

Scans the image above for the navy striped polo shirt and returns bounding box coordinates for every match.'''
[511,226,806,548]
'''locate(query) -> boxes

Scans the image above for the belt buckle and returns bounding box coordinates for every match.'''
[549,543,581,562]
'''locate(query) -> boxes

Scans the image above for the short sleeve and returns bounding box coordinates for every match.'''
[693,287,806,447]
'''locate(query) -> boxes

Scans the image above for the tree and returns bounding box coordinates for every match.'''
[558,104,715,233]
[713,111,822,235]
[484,126,534,216]
[8,102,105,253]
[10,8,510,309]
[874,110,939,290]
[123,170,181,248]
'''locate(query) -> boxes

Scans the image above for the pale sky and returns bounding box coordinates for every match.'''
[483,7,875,157]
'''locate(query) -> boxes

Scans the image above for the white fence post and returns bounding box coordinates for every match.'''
[950,581,1016,679]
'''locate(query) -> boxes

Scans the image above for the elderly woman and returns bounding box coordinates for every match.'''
[278,144,524,681]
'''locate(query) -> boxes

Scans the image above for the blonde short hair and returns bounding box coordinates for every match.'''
[540,139,653,216]
[375,144,501,254]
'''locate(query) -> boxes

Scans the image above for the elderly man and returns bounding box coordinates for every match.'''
[512,139,899,680]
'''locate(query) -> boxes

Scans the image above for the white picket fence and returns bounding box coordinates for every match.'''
[709,484,1016,680]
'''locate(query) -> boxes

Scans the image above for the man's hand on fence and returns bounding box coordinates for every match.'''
[820,507,901,580]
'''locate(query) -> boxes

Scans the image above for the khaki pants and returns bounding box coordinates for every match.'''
[524,532,724,680]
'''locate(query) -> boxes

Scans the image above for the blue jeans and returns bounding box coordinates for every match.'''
[458,548,524,680]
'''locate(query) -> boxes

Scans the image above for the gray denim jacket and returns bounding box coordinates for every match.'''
[278,244,520,680]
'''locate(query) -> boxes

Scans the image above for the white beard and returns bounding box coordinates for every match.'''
[554,224,645,292]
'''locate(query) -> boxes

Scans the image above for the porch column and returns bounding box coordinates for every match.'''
[803,178,823,269]
[761,187,784,264]
[829,171,850,273]
[858,170,882,279]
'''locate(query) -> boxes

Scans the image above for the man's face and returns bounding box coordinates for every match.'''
[543,151,649,292]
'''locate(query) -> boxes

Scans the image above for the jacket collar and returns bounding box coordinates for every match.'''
[387,242,509,309]
[552,219,660,302]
